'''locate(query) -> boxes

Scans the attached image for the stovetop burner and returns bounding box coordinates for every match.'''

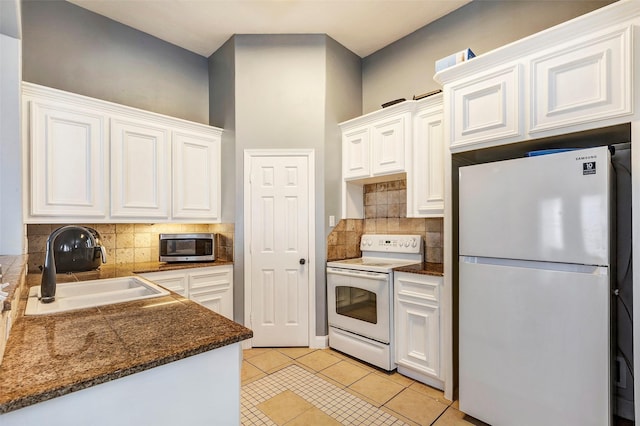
[326,234,424,273]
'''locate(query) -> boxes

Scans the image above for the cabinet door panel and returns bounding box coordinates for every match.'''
[29,101,107,217]
[172,131,221,221]
[394,272,443,381]
[450,64,522,149]
[530,26,632,133]
[111,118,170,218]
[371,114,409,176]
[411,104,444,217]
[396,299,440,377]
[342,127,370,180]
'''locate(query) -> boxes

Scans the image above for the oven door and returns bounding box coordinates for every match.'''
[327,267,391,343]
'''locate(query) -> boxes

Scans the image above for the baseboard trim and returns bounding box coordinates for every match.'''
[310,335,329,349]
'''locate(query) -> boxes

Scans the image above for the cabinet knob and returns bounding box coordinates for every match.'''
[299,259,306,265]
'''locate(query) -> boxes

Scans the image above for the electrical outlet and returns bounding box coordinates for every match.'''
[329,215,335,227]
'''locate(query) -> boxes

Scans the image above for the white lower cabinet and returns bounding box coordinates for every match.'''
[188,266,233,320]
[394,271,443,389]
[138,269,188,297]
[140,265,233,320]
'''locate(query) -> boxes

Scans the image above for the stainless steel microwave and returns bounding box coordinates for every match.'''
[159,233,215,262]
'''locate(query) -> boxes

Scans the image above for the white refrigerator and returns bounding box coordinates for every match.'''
[458,146,612,426]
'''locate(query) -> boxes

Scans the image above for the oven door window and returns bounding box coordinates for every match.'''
[335,286,377,324]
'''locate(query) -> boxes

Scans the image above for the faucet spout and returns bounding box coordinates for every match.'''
[40,225,98,304]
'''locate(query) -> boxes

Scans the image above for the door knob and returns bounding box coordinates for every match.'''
[299,259,306,265]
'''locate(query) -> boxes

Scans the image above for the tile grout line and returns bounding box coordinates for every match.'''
[242,348,453,426]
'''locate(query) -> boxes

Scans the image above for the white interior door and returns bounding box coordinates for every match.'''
[245,151,312,347]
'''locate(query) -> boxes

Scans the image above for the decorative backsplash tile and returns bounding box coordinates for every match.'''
[327,219,364,261]
[327,177,443,263]
[26,223,234,273]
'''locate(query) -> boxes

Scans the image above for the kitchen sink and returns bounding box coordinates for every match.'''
[25,276,171,315]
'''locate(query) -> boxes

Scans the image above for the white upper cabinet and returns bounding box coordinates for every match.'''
[409,95,445,217]
[449,64,522,150]
[435,3,635,152]
[340,102,414,182]
[172,130,221,221]
[110,118,170,219]
[23,83,223,223]
[28,99,108,219]
[340,98,444,218]
[529,26,632,134]
[371,112,411,176]
[342,126,370,180]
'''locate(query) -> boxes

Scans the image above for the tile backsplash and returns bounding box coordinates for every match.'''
[26,223,234,273]
[327,177,443,263]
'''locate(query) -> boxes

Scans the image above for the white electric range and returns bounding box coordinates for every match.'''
[326,234,423,370]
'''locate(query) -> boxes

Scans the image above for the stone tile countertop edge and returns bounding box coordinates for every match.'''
[0,259,252,415]
[0,255,29,312]
[393,262,444,276]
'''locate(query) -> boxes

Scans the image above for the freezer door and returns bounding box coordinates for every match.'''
[459,146,610,266]
[459,258,610,426]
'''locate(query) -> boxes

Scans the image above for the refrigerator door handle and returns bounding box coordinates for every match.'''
[460,256,608,275]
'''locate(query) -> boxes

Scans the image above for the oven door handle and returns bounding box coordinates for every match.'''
[327,268,388,281]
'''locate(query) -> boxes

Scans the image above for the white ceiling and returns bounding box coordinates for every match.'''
[66,0,472,58]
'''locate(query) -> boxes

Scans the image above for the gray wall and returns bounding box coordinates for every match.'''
[209,37,241,320]
[322,37,362,333]
[362,0,617,113]
[235,34,326,334]
[21,0,209,123]
[209,34,361,335]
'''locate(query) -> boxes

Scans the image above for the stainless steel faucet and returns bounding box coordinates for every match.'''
[40,225,100,303]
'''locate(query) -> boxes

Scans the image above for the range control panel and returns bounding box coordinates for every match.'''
[360,234,423,254]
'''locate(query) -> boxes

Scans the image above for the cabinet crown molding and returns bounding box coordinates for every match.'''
[434,0,639,85]
[339,100,418,130]
[340,94,444,130]
[22,82,223,135]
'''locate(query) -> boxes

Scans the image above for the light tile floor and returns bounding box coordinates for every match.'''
[241,348,485,426]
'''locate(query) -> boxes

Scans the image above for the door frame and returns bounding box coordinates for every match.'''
[243,149,316,348]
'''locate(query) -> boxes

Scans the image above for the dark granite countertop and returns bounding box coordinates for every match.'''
[393,262,444,276]
[0,261,251,415]
[47,259,234,283]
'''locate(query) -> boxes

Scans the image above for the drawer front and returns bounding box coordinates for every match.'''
[530,26,632,133]
[450,64,522,150]
[395,272,441,303]
[140,271,187,296]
